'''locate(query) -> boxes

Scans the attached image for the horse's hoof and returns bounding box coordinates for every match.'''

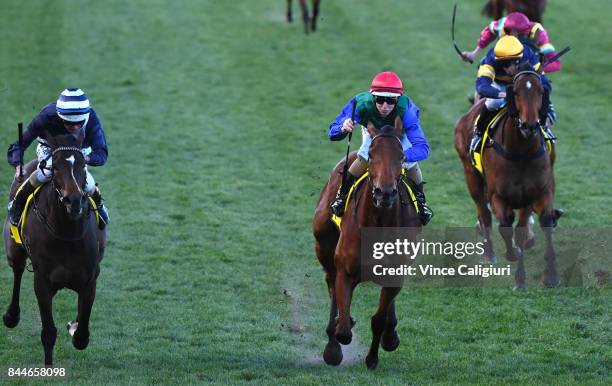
[335,330,352,345]
[480,255,497,264]
[365,354,378,370]
[552,208,564,227]
[505,247,522,262]
[2,312,20,328]
[542,276,560,288]
[525,237,536,250]
[72,335,89,350]
[67,321,78,337]
[381,331,400,352]
[323,343,343,366]
[513,284,526,291]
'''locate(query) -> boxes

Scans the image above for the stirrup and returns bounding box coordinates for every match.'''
[8,200,22,226]
[469,135,483,159]
[331,196,347,217]
[419,205,433,226]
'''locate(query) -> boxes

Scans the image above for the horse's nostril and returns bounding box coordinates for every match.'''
[373,187,383,196]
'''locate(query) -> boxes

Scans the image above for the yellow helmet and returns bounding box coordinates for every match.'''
[494,36,524,61]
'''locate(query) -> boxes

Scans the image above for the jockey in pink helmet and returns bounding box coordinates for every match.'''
[461,12,561,73]
[327,71,433,225]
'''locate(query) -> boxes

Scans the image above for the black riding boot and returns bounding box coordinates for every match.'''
[469,104,497,158]
[7,180,37,226]
[412,182,433,226]
[330,173,357,217]
[90,188,109,230]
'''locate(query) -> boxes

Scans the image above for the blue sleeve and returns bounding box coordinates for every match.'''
[476,76,501,98]
[402,103,430,162]
[85,111,108,166]
[328,98,359,141]
[541,74,552,93]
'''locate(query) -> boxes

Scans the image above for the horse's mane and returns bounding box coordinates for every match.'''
[48,133,83,149]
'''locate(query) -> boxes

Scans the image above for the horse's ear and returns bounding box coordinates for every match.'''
[44,130,56,148]
[366,121,377,138]
[393,116,403,137]
[75,128,85,148]
[506,86,518,117]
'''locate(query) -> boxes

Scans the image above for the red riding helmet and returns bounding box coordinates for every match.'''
[504,12,531,35]
[369,71,403,97]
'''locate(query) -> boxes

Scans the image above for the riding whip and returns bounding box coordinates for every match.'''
[541,46,571,69]
[340,98,357,189]
[452,4,472,63]
[17,122,23,179]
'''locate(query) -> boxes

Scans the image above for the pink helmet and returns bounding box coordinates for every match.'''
[369,71,403,97]
[504,12,531,35]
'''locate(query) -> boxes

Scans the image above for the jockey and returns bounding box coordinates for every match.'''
[6,88,110,229]
[461,11,562,73]
[469,36,553,157]
[328,71,433,225]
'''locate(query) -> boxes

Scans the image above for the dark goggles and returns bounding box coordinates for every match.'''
[374,96,398,105]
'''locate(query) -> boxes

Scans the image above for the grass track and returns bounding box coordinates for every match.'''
[0,1,610,384]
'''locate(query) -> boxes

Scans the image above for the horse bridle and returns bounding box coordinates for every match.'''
[367,132,405,196]
[510,70,543,133]
[31,145,90,241]
[490,70,547,162]
[49,146,88,202]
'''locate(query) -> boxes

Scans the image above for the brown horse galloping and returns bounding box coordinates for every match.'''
[287,0,321,34]
[3,132,106,365]
[313,120,421,369]
[482,0,547,22]
[455,69,558,289]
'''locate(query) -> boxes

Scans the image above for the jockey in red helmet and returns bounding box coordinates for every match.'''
[461,12,561,73]
[327,71,433,225]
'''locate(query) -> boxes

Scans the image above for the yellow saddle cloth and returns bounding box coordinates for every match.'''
[9,187,101,245]
[471,108,554,174]
[331,169,420,229]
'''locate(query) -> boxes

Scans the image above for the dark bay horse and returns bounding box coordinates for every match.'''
[313,121,421,369]
[286,0,321,34]
[454,69,558,289]
[482,0,547,22]
[3,132,105,365]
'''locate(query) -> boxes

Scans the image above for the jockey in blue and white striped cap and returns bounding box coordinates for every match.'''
[56,88,91,123]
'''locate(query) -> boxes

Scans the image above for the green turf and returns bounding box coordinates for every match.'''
[0,0,610,384]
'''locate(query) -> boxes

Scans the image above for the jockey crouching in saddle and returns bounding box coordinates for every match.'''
[6,88,110,230]
[328,71,433,225]
[469,35,555,158]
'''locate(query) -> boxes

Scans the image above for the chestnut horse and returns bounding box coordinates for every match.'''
[2,132,105,365]
[313,121,421,369]
[454,69,558,289]
[286,0,321,34]
[482,0,547,22]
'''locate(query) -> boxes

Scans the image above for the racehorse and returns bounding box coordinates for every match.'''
[454,68,559,289]
[286,0,321,34]
[2,132,106,365]
[482,0,547,22]
[313,120,421,369]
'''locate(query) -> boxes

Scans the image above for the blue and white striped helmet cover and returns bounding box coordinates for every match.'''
[56,88,91,122]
